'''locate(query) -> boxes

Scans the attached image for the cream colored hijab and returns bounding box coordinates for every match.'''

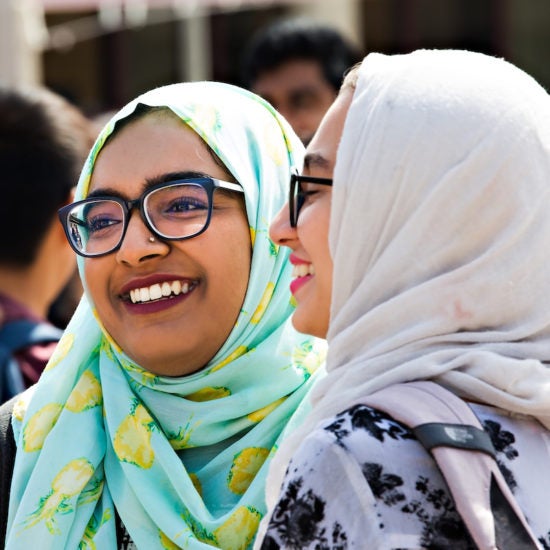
[265,49,550,508]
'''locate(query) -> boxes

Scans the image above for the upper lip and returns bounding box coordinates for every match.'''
[118,274,198,296]
[289,254,310,266]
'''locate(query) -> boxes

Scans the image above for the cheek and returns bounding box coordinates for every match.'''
[83,259,109,309]
[227,223,252,295]
[225,224,252,314]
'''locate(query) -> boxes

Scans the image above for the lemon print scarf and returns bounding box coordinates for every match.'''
[6,82,325,549]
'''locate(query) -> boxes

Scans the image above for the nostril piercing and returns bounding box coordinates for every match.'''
[149,236,155,243]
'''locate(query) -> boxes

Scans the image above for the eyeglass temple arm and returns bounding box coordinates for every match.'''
[68,214,86,227]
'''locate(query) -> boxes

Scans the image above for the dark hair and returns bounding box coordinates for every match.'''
[241,18,362,92]
[0,87,96,267]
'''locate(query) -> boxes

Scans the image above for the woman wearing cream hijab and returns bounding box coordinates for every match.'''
[262,50,550,548]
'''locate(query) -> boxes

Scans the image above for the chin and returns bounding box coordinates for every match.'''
[291,310,328,339]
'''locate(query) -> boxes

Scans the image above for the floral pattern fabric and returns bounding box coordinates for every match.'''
[260,403,550,549]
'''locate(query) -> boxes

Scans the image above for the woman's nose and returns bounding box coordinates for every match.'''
[269,202,297,248]
[115,211,168,265]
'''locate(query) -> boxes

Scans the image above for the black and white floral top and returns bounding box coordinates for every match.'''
[260,403,550,549]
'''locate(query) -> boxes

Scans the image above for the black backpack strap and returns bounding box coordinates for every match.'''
[0,320,63,351]
[0,320,62,403]
[0,396,17,548]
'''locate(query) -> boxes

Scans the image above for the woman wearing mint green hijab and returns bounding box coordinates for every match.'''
[1,82,325,549]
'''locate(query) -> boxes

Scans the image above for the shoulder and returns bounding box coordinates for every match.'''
[0,396,16,448]
[0,396,17,549]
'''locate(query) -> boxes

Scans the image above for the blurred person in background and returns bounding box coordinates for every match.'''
[0,86,95,401]
[241,17,362,145]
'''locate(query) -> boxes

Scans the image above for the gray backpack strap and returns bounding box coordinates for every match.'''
[360,381,541,550]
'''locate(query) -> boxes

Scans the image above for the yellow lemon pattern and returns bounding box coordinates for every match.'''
[189,473,203,497]
[121,358,159,385]
[227,447,270,495]
[185,386,231,402]
[80,171,92,198]
[184,104,221,141]
[23,403,63,452]
[66,371,102,413]
[250,227,256,248]
[44,333,74,371]
[159,529,181,549]
[210,345,248,373]
[113,403,156,468]
[263,123,285,166]
[250,283,275,325]
[81,507,111,549]
[247,397,286,423]
[213,506,262,550]
[23,458,95,535]
[292,341,327,377]
[268,239,278,257]
[180,509,216,546]
[13,393,29,422]
[168,417,198,451]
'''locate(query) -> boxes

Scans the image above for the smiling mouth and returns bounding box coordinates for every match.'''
[292,264,315,277]
[124,280,198,304]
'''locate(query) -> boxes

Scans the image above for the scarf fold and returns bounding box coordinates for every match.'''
[7,82,325,549]
[266,49,550,507]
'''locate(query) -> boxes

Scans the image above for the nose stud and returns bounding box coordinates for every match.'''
[149,236,156,243]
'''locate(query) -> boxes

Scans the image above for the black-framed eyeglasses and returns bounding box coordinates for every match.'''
[289,172,333,227]
[58,176,244,258]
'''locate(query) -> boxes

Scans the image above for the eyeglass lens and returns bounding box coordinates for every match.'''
[66,183,211,256]
[290,178,305,227]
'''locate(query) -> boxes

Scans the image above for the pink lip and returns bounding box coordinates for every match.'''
[290,275,312,296]
[123,292,192,315]
[289,253,309,266]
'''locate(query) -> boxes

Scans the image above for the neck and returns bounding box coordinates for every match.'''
[0,228,72,319]
[0,265,51,318]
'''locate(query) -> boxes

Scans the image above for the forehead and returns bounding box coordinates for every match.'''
[88,113,225,195]
[304,87,354,175]
[253,59,332,98]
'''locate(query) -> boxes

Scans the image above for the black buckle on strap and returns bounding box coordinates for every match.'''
[413,422,496,458]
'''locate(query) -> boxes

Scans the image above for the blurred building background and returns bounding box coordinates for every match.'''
[1,0,549,117]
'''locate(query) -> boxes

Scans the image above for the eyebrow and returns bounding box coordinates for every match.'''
[87,171,209,199]
[303,153,332,173]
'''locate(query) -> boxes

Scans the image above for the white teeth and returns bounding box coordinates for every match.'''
[140,287,150,302]
[292,264,315,278]
[128,280,192,303]
[149,284,162,300]
[172,280,182,295]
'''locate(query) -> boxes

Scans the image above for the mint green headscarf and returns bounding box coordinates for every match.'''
[6,82,325,549]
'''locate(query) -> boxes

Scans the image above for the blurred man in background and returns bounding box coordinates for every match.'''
[0,86,95,401]
[241,17,362,145]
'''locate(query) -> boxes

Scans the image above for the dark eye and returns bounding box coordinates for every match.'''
[164,197,208,214]
[298,190,319,204]
[87,215,121,233]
